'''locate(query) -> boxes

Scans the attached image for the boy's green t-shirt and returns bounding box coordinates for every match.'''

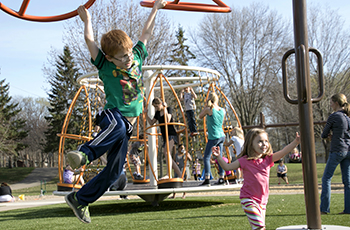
[91,41,148,117]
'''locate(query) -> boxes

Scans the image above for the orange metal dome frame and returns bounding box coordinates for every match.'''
[0,0,96,22]
[140,0,231,13]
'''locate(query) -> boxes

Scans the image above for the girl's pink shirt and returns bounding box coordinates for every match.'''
[238,155,274,205]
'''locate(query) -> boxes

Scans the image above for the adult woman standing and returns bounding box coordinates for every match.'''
[320,93,350,215]
[198,92,226,186]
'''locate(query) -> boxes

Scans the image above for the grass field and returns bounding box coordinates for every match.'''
[0,163,343,197]
[0,194,349,229]
[0,167,35,184]
[0,164,348,229]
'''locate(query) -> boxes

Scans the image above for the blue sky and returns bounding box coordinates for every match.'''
[0,0,349,98]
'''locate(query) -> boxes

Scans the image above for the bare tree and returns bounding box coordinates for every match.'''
[13,96,49,167]
[305,3,350,158]
[307,3,350,126]
[190,3,291,126]
[62,0,175,73]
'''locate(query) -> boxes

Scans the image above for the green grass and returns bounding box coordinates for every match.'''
[0,164,347,229]
[0,194,349,229]
[1,163,343,197]
[270,163,342,185]
[0,167,35,184]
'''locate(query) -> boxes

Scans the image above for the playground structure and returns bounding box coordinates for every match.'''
[0,0,96,22]
[140,0,231,13]
[54,64,243,204]
[0,0,230,22]
[142,65,241,188]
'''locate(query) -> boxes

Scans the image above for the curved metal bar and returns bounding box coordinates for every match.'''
[0,0,96,22]
[160,73,189,180]
[57,133,91,142]
[57,85,91,184]
[281,48,298,104]
[309,47,324,103]
[18,0,30,15]
[140,0,231,13]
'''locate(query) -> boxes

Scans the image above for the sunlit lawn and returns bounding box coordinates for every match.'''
[1,163,343,197]
[0,194,349,230]
[1,164,347,229]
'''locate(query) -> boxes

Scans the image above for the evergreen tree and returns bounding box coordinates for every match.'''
[165,26,197,112]
[44,46,83,155]
[167,26,196,66]
[165,27,200,154]
[0,79,28,164]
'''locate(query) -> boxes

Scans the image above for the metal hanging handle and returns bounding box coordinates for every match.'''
[309,48,324,103]
[282,48,298,104]
[281,46,324,104]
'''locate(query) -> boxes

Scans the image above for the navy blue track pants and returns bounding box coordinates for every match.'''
[76,107,132,206]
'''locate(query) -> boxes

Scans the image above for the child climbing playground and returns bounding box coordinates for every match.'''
[65,0,167,224]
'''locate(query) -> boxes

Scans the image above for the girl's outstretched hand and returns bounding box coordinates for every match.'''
[212,146,220,157]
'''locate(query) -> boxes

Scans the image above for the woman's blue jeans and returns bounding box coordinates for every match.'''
[203,136,225,177]
[320,151,350,213]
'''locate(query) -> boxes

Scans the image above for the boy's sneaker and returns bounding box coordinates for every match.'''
[67,150,89,169]
[214,178,225,185]
[65,192,91,224]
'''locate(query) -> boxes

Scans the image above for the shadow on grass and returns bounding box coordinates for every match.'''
[0,200,227,221]
[92,200,225,217]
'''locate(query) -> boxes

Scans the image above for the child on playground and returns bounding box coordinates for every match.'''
[212,128,300,229]
[198,92,226,186]
[192,158,201,181]
[224,126,244,183]
[210,155,232,183]
[174,144,192,178]
[180,84,198,136]
[289,147,302,162]
[277,159,289,185]
[128,134,145,180]
[63,164,85,186]
[65,0,166,224]
[145,97,182,178]
[170,144,192,199]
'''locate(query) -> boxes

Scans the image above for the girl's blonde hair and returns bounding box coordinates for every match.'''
[233,127,244,140]
[207,92,218,109]
[331,93,350,116]
[238,128,273,159]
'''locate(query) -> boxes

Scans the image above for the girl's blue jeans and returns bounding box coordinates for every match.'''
[203,136,225,177]
[320,151,350,213]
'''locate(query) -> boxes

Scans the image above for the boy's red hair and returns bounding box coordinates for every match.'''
[101,30,133,56]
